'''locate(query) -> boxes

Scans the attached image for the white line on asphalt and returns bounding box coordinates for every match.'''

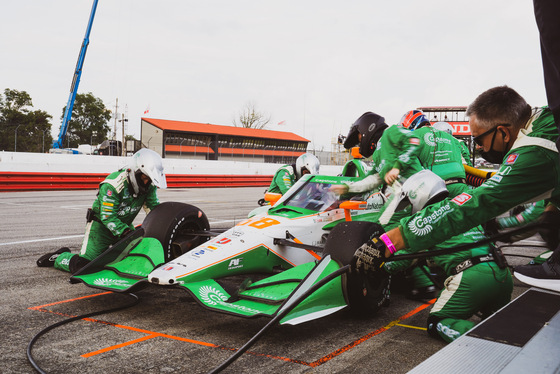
[0,235,84,246]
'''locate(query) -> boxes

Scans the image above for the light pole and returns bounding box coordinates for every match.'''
[14,124,21,152]
[42,129,48,153]
[179,139,186,157]
[119,113,128,156]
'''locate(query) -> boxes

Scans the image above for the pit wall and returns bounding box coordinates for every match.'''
[0,151,342,191]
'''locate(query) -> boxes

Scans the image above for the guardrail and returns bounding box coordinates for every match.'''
[0,172,273,191]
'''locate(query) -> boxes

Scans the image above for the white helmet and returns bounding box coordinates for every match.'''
[128,148,167,195]
[394,170,449,213]
[295,153,320,179]
[432,121,454,135]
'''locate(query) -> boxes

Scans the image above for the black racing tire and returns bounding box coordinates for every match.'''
[141,202,210,261]
[323,221,390,315]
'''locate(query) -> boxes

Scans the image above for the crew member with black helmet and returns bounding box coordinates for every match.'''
[37,148,167,273]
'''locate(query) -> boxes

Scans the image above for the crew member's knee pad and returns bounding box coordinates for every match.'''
[69,255,90,274]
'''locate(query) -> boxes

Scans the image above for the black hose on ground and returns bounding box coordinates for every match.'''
[27,292,140,374]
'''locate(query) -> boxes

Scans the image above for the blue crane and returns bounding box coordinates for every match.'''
[52,0,99,151]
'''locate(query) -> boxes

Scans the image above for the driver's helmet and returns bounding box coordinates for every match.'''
[295,153,320,179]
[127,148,167,195]
[432,121,454,135]
[394,170,449,213]
[343,112,388,158]
[399,110,431,131]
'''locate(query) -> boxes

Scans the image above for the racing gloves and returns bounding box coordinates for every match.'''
[352,223,388,274]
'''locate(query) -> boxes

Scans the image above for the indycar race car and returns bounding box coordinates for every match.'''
[70,173,392,325]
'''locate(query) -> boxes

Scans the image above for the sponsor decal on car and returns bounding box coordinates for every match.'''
[199,285,228,306]
[192,249,206,257]
[228,258,244,270]
[93,278,131,287]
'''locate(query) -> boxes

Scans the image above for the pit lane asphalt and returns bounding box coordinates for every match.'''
[0,188,544,374]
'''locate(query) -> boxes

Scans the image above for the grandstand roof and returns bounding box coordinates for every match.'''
[142,118,310,142]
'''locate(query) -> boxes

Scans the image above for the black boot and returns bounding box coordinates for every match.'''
[36,247,70,267]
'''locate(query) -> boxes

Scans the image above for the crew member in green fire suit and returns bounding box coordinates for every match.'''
[432,121,473,166]
[37,148,167,273]
[354,169,512,343]
[335,110,471,299]
[354,85,560,340]
[266,153,320,195]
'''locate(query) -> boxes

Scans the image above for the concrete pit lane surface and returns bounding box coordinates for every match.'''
[0,188,542,373]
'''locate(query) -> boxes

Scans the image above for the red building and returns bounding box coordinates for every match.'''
[141,118,310,164]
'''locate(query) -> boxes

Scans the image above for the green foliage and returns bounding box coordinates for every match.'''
[0,88,53,152]
[61,92,112,148]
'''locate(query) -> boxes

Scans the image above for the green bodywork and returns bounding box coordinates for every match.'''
[180,258,347,324]
[70,173,387,322]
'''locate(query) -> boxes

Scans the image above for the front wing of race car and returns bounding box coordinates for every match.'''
[178,257,348,325]
[71,232,349,325]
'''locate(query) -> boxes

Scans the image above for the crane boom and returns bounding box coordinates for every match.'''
[52,0,99,150]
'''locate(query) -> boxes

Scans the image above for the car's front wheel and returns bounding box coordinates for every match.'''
[142,202,210,261]
[323,221,390,315]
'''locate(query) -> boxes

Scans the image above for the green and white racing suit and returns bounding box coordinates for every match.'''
[385,182,513,343]
[348,125,472,290]
[497,200,546,229]
[268,164,296,195]
[55,169,160,272]
[398,107,560,251]
[375,125,471,288]
[392,107,558,342]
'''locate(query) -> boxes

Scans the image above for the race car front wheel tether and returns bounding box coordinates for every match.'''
[27,292,140,374]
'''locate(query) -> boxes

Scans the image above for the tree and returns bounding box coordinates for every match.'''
[0,88,53,152]
[60,92,111,148]
[232,101,271,129]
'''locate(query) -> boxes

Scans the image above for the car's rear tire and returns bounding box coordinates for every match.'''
[142,202,210,261]
[323,221,390,315]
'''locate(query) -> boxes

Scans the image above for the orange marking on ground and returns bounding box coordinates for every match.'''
[30,293,434,368]
[28,291,112,310]
[308,299,435,367]
[81,335,158,358]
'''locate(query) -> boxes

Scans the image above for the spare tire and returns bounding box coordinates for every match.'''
[142,202,210,261]
[323,221,390,315]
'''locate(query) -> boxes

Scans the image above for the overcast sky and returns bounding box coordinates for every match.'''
[0,0,547,150]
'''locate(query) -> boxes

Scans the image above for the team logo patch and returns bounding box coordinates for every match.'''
[505,153,519,165]
[106,190,112,196]
[451,193,472,206]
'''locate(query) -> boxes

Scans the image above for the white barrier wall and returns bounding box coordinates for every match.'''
[0,151,343,176]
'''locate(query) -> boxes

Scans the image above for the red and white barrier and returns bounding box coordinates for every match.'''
[0,152,342,191]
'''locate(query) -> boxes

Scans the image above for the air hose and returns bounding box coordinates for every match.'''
[27,292,140,374]
[208,264,350,374]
